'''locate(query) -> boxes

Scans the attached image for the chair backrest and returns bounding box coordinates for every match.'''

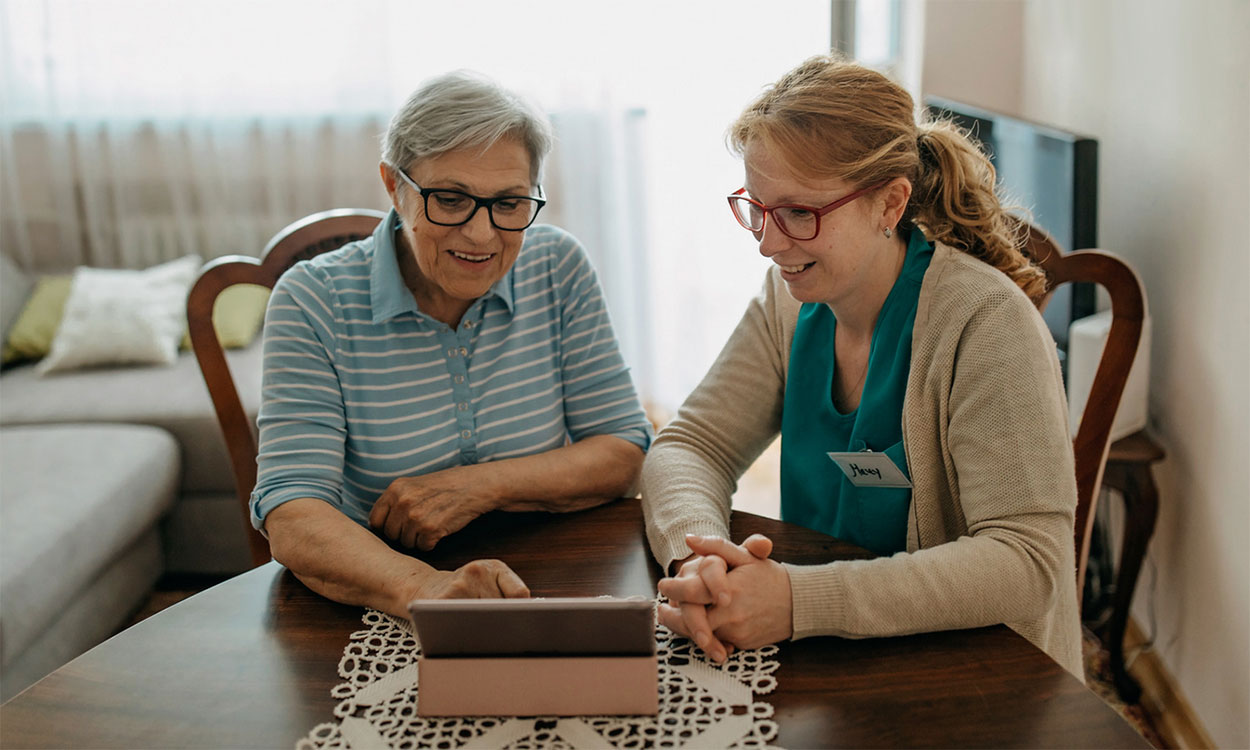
[1018,222,1147,598]
[188,208,387,567]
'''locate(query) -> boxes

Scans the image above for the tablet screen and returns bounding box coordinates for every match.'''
[408,597,656,657]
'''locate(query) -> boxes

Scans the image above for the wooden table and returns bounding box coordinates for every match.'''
[1,500,1150,749]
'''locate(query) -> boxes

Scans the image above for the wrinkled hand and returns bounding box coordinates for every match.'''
[369,466,496,550]
[411,559,531,599]
[657,534,791,661]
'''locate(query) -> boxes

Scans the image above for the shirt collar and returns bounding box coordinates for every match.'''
[370,208,518,323]
[370,208,419,323]
[488,260,516,313]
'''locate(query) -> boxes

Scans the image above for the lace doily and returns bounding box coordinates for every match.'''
[300,606,780,750]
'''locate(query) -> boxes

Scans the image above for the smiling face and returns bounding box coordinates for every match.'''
[382,137,533,327]
[743,140,894,310]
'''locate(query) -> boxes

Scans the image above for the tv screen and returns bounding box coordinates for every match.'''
[923,96,1098,362]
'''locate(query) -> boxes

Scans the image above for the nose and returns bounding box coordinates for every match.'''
[755,216,790,258]
[459,205,496,243]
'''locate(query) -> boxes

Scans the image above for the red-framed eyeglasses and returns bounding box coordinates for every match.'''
[727,182,887,241]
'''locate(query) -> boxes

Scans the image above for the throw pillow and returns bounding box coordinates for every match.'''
[37,255,202,375]
[1,274,73,364]
[1,253,33,344]
[180,283,271,351]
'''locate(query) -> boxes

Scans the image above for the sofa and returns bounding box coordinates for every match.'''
[0,334,262,701]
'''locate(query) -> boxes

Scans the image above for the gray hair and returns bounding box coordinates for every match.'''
[382,70,553,185]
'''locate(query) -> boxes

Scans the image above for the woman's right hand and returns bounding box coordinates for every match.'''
[408,559,531,600]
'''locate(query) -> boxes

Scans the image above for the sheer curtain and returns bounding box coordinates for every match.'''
[0,0,838,410]
[0,0,394,271]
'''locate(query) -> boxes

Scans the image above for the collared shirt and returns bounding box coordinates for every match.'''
[249,210,652,529]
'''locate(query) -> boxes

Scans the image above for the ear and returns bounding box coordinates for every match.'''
[879,177,912,231]
[379,162,401,209]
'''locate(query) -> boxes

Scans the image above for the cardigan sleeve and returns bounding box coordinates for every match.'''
[640,267,798,572]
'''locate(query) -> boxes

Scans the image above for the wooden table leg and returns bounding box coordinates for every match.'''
[1099,459,1160,704]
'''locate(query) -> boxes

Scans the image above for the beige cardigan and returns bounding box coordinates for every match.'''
[641,242,1084,680]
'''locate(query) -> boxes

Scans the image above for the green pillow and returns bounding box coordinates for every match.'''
[180,284,272,351]
[1,275,73,364]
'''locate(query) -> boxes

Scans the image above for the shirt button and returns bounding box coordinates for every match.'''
[447,348,456,357]
[454,375,465,384]
[460,429,472,439]
[459,346,468,356]
[458,402,468,411]
[465,320,475,328]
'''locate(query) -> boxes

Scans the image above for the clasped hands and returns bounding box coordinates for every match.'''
[656,533,793,663]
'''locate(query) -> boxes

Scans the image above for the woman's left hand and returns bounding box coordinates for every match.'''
[657,534,793,656]
[369,465,497,550]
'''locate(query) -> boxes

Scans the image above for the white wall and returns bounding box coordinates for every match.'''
[921,0,1025,113]
[923,0,1250,746]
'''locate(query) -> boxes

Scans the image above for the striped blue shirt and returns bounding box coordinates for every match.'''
[249,210,652,529]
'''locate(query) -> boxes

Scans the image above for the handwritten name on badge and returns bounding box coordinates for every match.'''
[849,463,883,480]
[827,451,912,488]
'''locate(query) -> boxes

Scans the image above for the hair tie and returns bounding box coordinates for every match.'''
[917,130,938,169]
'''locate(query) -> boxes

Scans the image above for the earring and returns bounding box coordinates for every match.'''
[883,227,893,238]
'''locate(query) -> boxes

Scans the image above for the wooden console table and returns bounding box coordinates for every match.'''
[1099,430,1166,703]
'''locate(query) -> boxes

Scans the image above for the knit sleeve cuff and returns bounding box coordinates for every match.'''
[651,518,732,576]
[783,562,849,640]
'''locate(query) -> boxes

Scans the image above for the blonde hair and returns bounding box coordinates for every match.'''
[728,54,1047,302]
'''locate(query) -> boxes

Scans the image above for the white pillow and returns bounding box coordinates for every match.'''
[37,255,202,375]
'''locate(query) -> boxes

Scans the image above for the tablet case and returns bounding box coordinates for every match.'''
[409,597,658,716]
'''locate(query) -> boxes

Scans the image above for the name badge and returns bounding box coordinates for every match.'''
[827,451,912,488]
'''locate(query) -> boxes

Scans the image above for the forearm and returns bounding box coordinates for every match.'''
[266,498,435,617]
[786,521,1068,640]
[482,434,644,513]
[641,270,794,570]
[641,440,735,572]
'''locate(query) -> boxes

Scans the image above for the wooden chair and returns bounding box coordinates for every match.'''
[1019,222,1147,598]
[187,208,388,567]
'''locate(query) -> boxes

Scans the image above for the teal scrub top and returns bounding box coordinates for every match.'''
[779,228,934,556]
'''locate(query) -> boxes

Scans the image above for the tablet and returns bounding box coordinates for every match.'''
[408,597,656,657]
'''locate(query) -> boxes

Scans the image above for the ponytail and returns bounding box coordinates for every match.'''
[908,122,1048,303]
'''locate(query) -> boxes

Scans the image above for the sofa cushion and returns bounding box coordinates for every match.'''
[38,255,201,375]
[0,530,163,702]
[0,254,33,345]
[0,342,262,494]
[0,424,179,667]
[1,274,72,364]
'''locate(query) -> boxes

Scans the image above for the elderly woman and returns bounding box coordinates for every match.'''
[644,54,1084,680]
[251,72,652,616]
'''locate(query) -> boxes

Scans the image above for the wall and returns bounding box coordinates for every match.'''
[923,0,1249,746]
[921,0,1025,114]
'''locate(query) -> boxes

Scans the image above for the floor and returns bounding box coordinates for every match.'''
[122,574,228,629]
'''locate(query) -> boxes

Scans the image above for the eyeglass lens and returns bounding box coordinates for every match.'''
[729,197,819,240]
[425,190,541,230]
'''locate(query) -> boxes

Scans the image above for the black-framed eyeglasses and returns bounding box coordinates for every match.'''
[727,181,887,241]
[392,165,547,231]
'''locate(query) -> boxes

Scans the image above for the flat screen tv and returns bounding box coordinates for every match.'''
[923,96,1098,365]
